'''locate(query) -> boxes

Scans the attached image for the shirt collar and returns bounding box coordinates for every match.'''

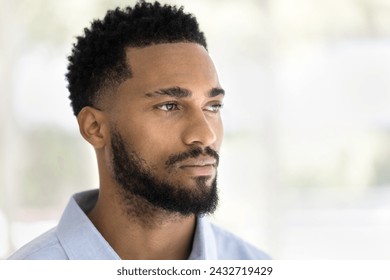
[56,190,120,259]
[188,216,218,259]
[56,189,218,260]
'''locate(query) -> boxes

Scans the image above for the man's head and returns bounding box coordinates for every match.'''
[66,1,224,217]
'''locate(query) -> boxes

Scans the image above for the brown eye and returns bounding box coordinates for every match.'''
[159,103,178,111]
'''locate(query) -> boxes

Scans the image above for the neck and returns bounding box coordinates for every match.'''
[88,187,196,260]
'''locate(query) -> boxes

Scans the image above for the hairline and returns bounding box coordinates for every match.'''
[89,41,209,113]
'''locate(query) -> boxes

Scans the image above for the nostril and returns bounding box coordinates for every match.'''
[183,125,216,146]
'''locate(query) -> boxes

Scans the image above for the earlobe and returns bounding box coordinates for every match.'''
[77,106,108,149]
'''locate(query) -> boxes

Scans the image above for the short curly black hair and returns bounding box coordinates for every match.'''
[66,0,207,116]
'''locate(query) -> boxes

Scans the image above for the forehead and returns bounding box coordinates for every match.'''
[123,43,220,94]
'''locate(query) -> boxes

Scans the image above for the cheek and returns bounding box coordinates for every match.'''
[124,125,177,167]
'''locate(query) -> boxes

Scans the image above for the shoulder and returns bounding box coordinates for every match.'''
[7,227,68,260]
[208,222,271,260]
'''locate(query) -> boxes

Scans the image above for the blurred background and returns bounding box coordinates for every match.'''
[1,0,390,259]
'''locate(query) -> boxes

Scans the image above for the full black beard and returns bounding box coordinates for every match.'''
[110,129,219,217]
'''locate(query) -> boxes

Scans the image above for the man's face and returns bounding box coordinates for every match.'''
[105,43,224,215]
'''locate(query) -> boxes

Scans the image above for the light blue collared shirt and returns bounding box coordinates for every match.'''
[8,189,270,260]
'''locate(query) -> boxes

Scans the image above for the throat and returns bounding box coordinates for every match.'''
[88,190,197,259]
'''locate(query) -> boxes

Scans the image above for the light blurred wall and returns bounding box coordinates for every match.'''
[1,0,390,259]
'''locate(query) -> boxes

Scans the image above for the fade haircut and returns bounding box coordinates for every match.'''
[66,0,207,116]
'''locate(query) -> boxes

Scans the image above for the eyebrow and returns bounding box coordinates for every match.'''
[144,86,225,98]
[209,87,225,97]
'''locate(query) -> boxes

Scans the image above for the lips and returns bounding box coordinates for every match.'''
[177,156,217,168]
[177,156,217,177]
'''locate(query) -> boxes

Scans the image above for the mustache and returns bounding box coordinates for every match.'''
[165,147,220,167]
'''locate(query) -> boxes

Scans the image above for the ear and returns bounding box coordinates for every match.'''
[77,106,108,149]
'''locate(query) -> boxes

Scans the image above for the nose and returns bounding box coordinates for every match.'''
[181,110,218,147]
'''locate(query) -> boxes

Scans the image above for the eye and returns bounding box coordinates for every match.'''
[205,103,224,113]
[157,103,179,111]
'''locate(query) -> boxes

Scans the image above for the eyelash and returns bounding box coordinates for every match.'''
[157,102,224,113]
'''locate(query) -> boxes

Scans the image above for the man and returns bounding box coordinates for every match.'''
[8,1,269,260]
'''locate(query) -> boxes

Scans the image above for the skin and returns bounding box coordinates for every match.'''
[76,42,224,260]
